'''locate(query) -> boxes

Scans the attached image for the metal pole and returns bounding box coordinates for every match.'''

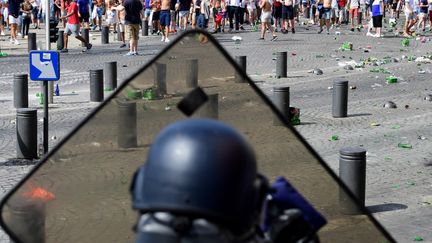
[155,63,167,97]
[16,108,38,159]
[45,0,53,104]
[142,20,149,36]
[90,69,104,102]
[14,74,29,108]
[43,81,48,154]
[234,56,247,83]
[332,80,348,118]
[45,0,50,50]
[272,86,290,125]
[104,61,117,91]
[101,26,109,44]
[186,59,198,88]
[57,30,64,50]
[8,201,46,243]
[339,147,366,215]
[28,33,37,52]
[276,51,287,78]
[117,101,137,148]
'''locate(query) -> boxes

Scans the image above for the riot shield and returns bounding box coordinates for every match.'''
[0,30,394,243]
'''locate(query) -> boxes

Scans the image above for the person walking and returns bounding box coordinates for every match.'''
[259,0,277,40]
[59,0,93,52]
[124,0,142,55]
[20,0,33,38]
[8,0,22,45]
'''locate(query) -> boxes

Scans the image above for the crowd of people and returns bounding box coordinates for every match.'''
[0,0,431,52]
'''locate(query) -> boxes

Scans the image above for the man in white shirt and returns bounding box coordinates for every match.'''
[227,0,239,32]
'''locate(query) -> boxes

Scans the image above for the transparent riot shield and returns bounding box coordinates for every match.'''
[0,30,394,243]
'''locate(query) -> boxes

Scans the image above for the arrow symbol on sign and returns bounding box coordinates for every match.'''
[31,53,56,79]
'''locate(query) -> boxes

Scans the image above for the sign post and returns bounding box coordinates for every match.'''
[29,51,60,154]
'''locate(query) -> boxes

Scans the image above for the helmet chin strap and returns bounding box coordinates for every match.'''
[134,212,266,243]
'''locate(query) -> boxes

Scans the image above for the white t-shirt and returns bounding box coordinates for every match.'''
[229,0,240,6]
[31,0,40,8]
[349,0,360,8]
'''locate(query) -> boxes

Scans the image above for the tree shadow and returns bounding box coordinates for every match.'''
[367,203,407,213]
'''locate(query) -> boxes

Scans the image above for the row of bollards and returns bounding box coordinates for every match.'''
[13,61,118,160]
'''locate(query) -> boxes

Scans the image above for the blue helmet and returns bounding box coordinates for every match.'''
[131,119,267,234]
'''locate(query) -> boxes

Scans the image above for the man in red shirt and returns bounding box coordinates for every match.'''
[59,0,92,53]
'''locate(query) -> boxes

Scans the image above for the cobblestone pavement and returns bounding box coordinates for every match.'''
[1,19,432,242]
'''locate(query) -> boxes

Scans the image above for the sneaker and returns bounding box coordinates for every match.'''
[14,39,20,45]
[357,27,361,32]
[258,37,265,40]
[164,38,170,43]
[366,32,374,36]
[318,28,323,34]
[326,30,330,35]
[271,35,278,41]
[161,36,165,42]
[0,31,5,36]
[125,52,135,56]
[291,28,295,34]
[240,26,245,30]
[119,43,127,48]
[133,52,139,56]
[60,48,68,53]
[17,33,22,37]
[92,25,97,31]
[350,28,354,32]
[86,43,92,50]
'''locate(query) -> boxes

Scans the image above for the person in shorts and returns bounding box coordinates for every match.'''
[282,0,295,33]
[0,2,5,35]
[318,0,331,33]
[178,0,191,30]
[91,0,104,30]
[347,0,360,31]
[272,0,282,31]
[8,0,21,45]
[77,0,90,28]
[367,0,382,37]
[259,0,277,40]
[124,0,142,55]
[403,0,416,36]
[160,0,170,41]
[116,0,126,47]
[60,0,92,52]
[417,0,428,32]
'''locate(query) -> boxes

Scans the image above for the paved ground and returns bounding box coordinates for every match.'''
[0,18,432,242]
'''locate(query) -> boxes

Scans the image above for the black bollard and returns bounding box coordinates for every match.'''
[101,26,109,44]
[199,93,219,119]
[332,80,348,118]
[339,147,366,215]
[14,74,29,109]
[16,108,37,159]
[8,200,46,243]
[117,101,137,148]
[90,69,104,102]
[275,52,287,78]
[142,20,149,36]
[272,86,290,125]
[57,30,64,50]
[155,63,167,97]
[28,33,37,52]
[81,28,89,47]
[186,59,198,88]
[104,62,117,91]
[234,56,247,83]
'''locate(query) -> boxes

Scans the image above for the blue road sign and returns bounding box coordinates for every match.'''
[29,51,60,81]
